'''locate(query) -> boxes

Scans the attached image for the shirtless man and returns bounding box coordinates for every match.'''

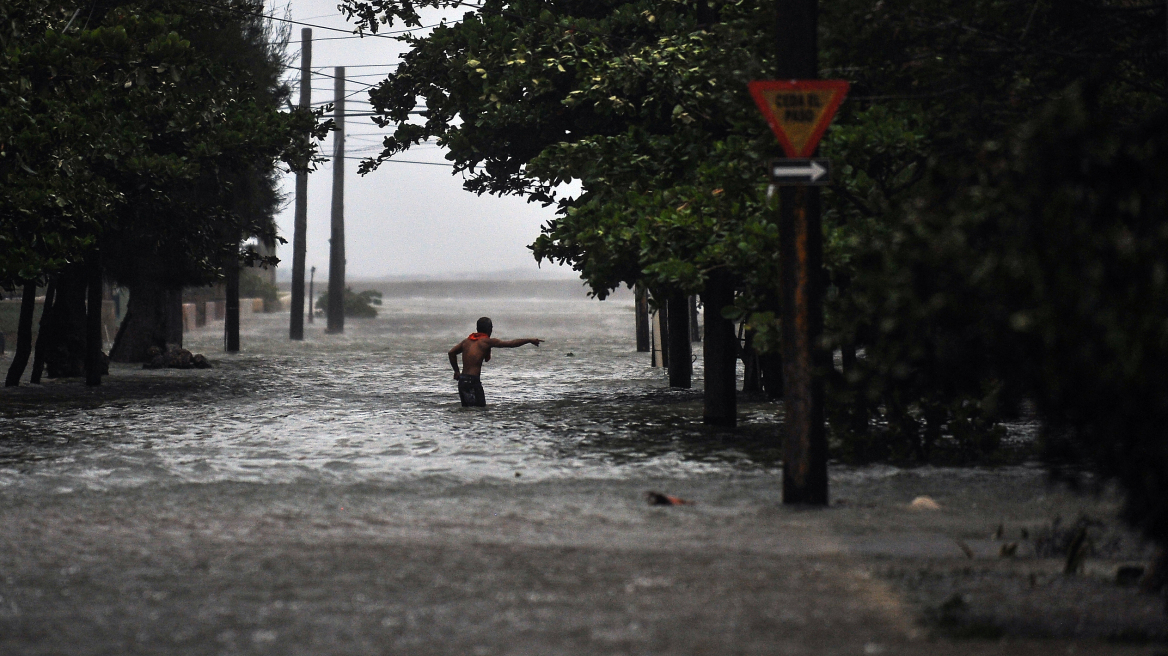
[448,317,541,407]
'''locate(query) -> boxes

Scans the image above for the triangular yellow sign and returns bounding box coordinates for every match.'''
[748,80,849,158]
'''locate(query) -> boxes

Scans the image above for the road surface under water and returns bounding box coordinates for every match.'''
[0,282,785,493]
[0,281,1163,655]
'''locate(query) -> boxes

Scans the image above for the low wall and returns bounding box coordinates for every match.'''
[182,299,263,332]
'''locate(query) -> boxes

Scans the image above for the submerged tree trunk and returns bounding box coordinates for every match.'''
[688,295,701,342]
[44,266,88,378]
[4,281,37,387]
[758,293,783,399]
[225,260,240,352]
[666,293,691,388]
[657,294,670,368]
[109,276,183,363]
[29,280,56,384]
[634,284,650,353]
[741,328,762,393]
[85,261,105,386]
[702,270,737,426]
[841,341,868,434]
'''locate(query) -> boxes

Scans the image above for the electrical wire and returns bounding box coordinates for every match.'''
[341,157,453,167]
[183,0,451,40]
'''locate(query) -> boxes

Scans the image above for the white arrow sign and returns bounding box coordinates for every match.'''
[769,159,831,185]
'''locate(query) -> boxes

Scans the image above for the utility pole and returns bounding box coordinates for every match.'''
[289,28,311,340]
[326,66,346,334]
[308,265,316,324]
[776,0,828,505]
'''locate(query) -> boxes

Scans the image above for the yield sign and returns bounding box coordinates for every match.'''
[748,80,849,158]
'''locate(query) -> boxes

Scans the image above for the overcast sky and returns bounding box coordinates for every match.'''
[267,0,578,280]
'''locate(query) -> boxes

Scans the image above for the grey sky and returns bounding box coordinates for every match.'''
[269,0,578,279]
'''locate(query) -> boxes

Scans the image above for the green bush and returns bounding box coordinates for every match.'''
[239,269,278,304]
[315,287,382,318]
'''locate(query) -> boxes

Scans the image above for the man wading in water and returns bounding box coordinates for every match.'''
[448,317,541,407]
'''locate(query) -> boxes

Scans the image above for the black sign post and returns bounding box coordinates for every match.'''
[775,0,829,507]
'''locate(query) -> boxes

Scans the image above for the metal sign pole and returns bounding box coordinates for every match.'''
[775,0,828,505]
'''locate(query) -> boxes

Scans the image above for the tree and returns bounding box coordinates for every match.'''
[316,287,383,318]
[0,1,330,374]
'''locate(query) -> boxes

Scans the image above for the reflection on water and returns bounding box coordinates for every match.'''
[0,284,783,492]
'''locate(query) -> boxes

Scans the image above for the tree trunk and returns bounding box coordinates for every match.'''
[109,276,183,363]
[225,260,240,352]
[658,294,670,368]
[742,329,762,393]
[634,284,650,352]
[30,280,56,384]
[702,270,737,426]
[688,295,701,342]
[841,341,868,434]
[4,281,37,387]
[44,266,88,378]
[666,293,692,388]
[85,261,105,386]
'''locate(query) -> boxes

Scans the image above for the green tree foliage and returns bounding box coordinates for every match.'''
[814,0,1166,463]
[887,87,1168,541]
[341,0,780,301]
[0,1,332,366]
[0,0,330,289]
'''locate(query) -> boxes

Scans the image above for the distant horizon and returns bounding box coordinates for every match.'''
[275,266,582,284]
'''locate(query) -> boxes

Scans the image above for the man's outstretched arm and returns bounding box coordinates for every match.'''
[489,338,541,348]
[448,343,462,378]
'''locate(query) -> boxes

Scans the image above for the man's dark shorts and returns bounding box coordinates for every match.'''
[458,374,486,407]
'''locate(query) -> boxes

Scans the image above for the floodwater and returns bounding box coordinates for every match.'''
[0,280,1163,655]
[0,281,782,493]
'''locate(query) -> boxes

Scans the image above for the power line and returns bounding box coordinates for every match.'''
[184,0,450,41]
[342,157,453,167]
[282,65,379,90]
[312,64,402,69]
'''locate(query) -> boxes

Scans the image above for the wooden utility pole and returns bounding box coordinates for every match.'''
[289,28,311,340]
[777,0,828,505]
[326,66,346,334]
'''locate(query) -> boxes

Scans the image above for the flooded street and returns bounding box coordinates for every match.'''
[0,282,1163,655]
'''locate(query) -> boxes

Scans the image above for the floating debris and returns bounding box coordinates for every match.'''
[909,496,941,511]
[645,491,693,506]
[1115,564,1145,587]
